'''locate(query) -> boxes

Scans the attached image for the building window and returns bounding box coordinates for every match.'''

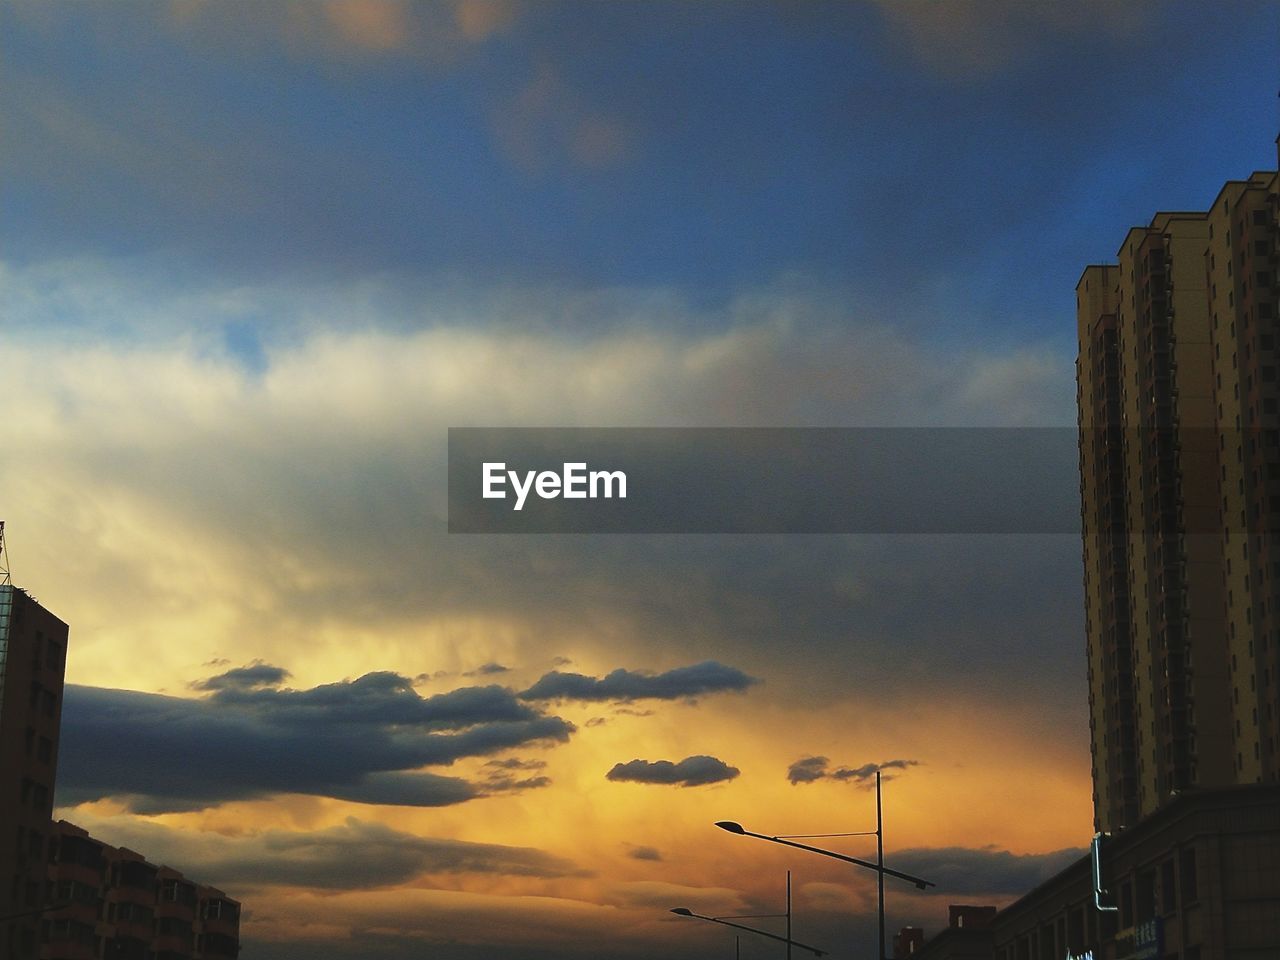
[1161,859,1177,913]
[1180,847,1198,902]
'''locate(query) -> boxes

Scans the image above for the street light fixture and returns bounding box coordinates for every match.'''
[669,908,827,957]
[715,771,934,960]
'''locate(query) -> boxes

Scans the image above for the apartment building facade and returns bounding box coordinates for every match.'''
[1077,146,1280,833]
[43,821,241,960]
[0,577,70,960]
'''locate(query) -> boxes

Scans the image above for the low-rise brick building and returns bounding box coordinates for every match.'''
[909,786,1280,960]
[42,821,240,960]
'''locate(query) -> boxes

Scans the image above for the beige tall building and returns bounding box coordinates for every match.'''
[1077,142,1280,834]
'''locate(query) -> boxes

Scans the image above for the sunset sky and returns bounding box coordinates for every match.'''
[2,2,1278,958]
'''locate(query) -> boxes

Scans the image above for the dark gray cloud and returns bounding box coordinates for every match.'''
[520,661,757,703]
[891,845,1086,894]
[788,757,919,786]
[483,758,547,771]
[58,672,575,812]
[482,774,552,792]
[606,756,740,787]
[480,759,552,793]
[190,660,291,691]
[787,756,830,784]
[628,846,663,862]
[831,759,918,783]
[205,670,546,727]
[74,816,585,891]
[466,662,511,676]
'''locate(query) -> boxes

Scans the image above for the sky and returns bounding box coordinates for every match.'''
[1,1,1278,957]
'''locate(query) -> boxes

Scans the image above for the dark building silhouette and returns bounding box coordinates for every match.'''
[949,906,996,930]
[896,926,926,957]
[0,560,69,960]
[909,786,1279,960]
[43,821,240,960]
[900,903,998,960]
[0,525,242,960]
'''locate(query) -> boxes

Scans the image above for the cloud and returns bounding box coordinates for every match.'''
[786,756,830,784]
[58,670,575,812]
[610,881,745,911]
[162,0,519,63]
[872,0,1153,76]
[891,846,1087,895]
[627,846,662,862]
[491,64,635,172]
[787,758,919,787]
[465,662,511,676]
[480,758,552,793]
[520,661,758,703]
[190,660,291,691]
[67,814,583,890]
[205,671,545,727]
[799,881,867,914]
[322,0,412,51]
[0,269,1084,731]
[605,756,739,788]
[830,759,918,784]
[453,0,519,41]
[483,758,546,771]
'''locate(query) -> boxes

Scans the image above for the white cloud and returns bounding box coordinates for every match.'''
[0,260,1075,699]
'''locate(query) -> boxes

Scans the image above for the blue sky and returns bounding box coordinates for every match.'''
[1,3,1278,958]
[5,1,1277,353]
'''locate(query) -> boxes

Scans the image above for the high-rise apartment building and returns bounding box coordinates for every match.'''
[0,527,70,960]
[1204,168,1280,788]
[1077,143,1280,833]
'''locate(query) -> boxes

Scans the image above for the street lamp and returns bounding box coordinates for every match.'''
[670,908,827,957]
[715,771,934,960]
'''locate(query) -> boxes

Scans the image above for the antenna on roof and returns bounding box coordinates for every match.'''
[0,521,10,586]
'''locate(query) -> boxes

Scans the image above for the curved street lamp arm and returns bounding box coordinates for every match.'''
[674,911,827,957]
[741,830,935,890]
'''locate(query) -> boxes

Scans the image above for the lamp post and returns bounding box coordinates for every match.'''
[715,771,934,960]
[669,908,827,957]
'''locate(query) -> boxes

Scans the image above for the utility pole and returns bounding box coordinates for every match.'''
[786,869,792,960]
[876,771,885,960]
